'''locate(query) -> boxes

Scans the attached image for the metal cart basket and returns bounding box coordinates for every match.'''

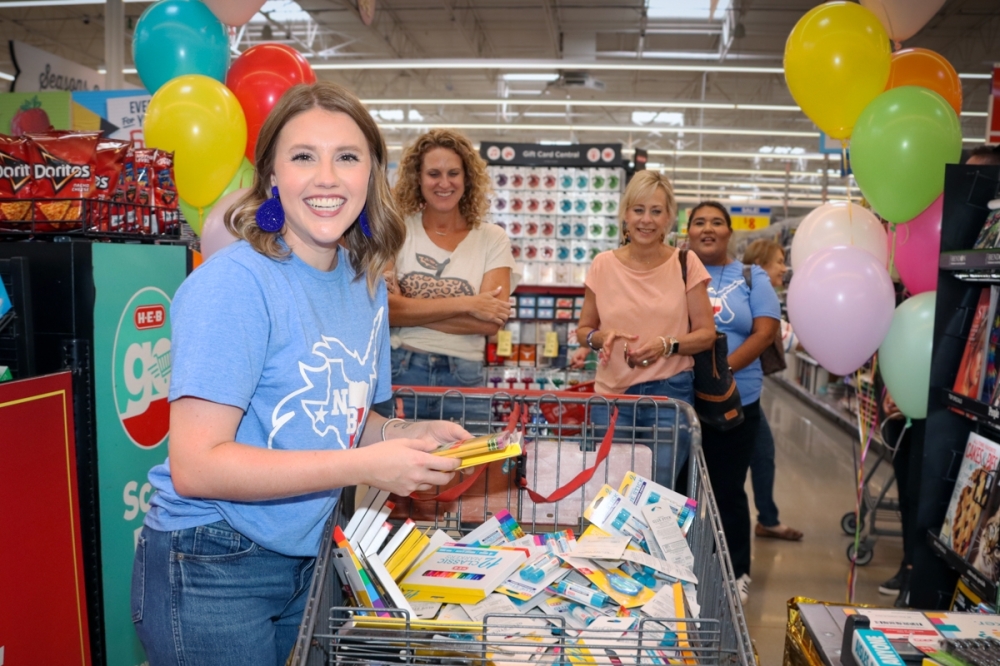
[292,387,755,666]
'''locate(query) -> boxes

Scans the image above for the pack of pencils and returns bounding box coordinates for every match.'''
[431,431,523,470]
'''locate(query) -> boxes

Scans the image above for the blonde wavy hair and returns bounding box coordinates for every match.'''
[393,129,491,228]
[224,82,404,293]
[617,170,677,245]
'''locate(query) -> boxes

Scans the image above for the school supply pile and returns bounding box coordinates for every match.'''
[328,471,706,664]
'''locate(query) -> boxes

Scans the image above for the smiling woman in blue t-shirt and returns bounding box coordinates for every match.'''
[687,200,781,608]
[133,83,465,666]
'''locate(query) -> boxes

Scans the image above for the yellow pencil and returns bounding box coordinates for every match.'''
[432,433,509,458]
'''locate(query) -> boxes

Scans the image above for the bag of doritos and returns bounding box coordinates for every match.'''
[0,135,35,229]
[130,148,155,232]
[90,139,129,231]
[152,150,178,234]
[26,131,100,229]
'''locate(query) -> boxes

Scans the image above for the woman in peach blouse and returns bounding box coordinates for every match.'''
[576,171,716,486]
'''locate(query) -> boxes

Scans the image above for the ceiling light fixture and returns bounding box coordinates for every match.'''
[0,0,147,6]
[362,97,988,118]
[375,121,819,139]
[307,58,993,80]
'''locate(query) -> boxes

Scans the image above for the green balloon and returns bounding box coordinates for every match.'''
[178,198,206,235]
[878,291,936,419]
[178,158,255,236]
[851,86,962,224]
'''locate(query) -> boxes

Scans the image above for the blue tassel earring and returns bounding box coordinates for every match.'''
[358,207,372,238]
[256,186,285,233]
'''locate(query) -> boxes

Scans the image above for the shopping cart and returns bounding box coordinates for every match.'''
[841,374,903,566]
[291,387,755,666]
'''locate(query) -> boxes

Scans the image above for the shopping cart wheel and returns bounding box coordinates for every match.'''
[841,511,865,535]
[846,542,874,566]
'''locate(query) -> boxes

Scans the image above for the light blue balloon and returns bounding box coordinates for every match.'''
[878,291,936,419]
[133,0,229,94]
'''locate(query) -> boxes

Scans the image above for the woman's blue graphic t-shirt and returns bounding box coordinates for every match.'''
[145,241,391,557]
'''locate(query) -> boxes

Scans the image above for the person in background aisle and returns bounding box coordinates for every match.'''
[740,239,803,542]
[688,202,783,606]
[382,129,515,424]
[133,83,466,666]
[576,171,716,487]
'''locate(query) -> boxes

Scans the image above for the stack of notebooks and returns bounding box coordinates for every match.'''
[330,470,705,662]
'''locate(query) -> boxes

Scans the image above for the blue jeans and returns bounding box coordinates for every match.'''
[590,371,695,489]
[750,410,780,527]
[132,521,315,666]
[374,347,490,432]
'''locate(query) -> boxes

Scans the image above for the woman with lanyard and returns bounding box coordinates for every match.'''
[576,171,716,487]
[687,201,783,606]
[383,129,515,423]
[133,82,466,665]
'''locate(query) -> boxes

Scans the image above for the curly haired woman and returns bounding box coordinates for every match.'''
[383,130,516,421]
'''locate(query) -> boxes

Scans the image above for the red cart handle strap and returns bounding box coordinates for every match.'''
[407,403,525,503]
[519,407,619,504]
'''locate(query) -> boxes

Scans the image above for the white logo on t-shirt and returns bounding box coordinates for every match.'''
[708,279,746,325]
[268,308,384,450]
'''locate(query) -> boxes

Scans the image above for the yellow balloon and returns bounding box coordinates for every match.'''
[144,74,247,208]
[784,2,891,140]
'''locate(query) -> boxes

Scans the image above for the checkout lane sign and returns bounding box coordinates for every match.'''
[112,287,172,448]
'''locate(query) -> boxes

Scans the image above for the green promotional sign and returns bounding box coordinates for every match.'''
[93,243,187,666]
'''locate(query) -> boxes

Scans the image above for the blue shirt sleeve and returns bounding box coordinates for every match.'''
[748,264,781,321]
[168,257,269,410]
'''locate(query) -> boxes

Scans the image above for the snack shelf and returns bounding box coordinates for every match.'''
[0,197,181,241]
[942,388,1000,433]
[927,530,997,604]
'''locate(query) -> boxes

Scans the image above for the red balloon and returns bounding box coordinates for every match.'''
[226,44,316,163]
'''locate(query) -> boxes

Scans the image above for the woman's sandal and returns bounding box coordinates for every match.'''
[755,522,803,541]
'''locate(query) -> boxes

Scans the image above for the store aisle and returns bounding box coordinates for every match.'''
[746,379,903,665]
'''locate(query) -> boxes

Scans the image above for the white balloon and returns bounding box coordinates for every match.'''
[860,0,946,43]
[791,202,888,272]
[200,188,247,260]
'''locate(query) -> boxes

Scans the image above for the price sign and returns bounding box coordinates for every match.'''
[729,206,772,231]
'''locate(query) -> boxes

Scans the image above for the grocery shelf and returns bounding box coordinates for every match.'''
[513,285,585,295]
[926,530,997,604]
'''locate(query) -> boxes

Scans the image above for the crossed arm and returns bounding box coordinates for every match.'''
[386,265,512,336]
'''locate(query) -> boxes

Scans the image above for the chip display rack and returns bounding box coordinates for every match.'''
[0,197,182,241]
[292,387,756,666]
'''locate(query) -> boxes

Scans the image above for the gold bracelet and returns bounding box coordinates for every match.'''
[659,336,669,357]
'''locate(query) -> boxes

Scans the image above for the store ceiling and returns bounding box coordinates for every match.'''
[0,0,997,209]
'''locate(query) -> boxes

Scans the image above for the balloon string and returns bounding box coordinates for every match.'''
[847,356,879,603]
[888,223,897,276]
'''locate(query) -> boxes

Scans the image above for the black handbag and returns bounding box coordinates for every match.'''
[742,264,787,376]
[680,250,745,431]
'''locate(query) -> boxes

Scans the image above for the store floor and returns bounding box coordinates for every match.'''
[748,379,903,665]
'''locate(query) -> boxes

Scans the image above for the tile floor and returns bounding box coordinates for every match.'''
[747,379,904,665]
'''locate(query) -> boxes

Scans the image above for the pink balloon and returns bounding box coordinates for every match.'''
[200,188,246,259]
[787,246,896,375]
[890,194,943,295]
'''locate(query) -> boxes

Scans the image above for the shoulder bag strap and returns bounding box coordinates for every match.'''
[743,263,753,289]
[680,249,688,285]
